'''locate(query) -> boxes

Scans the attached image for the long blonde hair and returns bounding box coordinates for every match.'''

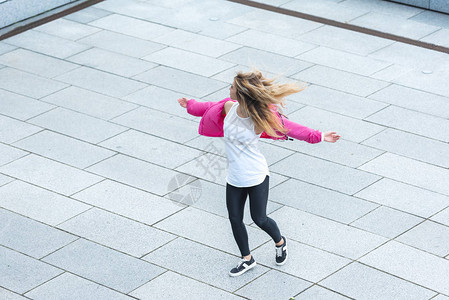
[233,69,304,137]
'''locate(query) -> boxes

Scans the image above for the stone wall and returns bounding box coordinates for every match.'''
[388,0,449,14]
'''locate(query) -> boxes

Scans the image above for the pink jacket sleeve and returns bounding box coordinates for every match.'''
[186,99,215,117]
[282,116,322,144]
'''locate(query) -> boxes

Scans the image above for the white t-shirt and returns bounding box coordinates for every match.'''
[223,102,269,187]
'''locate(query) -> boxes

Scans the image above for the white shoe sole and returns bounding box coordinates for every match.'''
[229,261,257,277]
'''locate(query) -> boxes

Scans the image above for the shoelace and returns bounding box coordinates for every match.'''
[276,246,284,257]
[236,258,248,268]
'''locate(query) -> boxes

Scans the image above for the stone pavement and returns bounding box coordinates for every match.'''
[1,0,449,299]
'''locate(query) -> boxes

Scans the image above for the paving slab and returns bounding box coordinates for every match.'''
[130,271,243,300]
[0,42,16,55]
[394,69,449,98]
[341,0,424,18]
[360,241,449,295]
[28,107,128,144]
[421,28,449,48]
[0,174,13,187]
[41,86,138,120]
[252,238,350,282]
[0,143,28,167]
[0,116,41,144]
[0,154,103,196]
[14,130,116,169]
[297,285,350,299]
[431,208,449,227]
[350,206,424,238]
[395,220,449,257]
[42,238,165,294]
[0,209,77,259]
[0,181,91,226]
[34,18,101,41]
[143,237,269,292]
[64,6,112,24]
[175,152,228,185]
[25,272,132,300]
[0,246,62,294]
[72,180,183,225]
[269,178,378,224]
[268,206,387,259]
[321,262,437,300]
[0,287,27,300]
[0,89,54,121]
[58,208,175,258]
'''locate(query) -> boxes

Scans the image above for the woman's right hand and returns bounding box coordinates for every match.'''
[178,97,188,108]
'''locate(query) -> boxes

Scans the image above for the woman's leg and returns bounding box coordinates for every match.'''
[248,176,282,244]
[226,183,250,257]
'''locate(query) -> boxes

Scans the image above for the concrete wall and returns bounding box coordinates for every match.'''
[0,0,80,29]
[389,0,449,14]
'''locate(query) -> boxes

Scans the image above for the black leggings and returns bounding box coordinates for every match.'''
[226,176,282,257]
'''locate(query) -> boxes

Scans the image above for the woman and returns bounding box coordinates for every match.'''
[178,69,340,277]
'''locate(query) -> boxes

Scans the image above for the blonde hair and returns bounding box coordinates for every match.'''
[233,69,304,138]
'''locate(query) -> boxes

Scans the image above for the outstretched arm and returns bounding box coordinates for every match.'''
[322,131,341,143]
[177,98,214,117]
[281,116,340,143]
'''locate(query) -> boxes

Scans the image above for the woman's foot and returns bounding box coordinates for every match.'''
[275,236,288,265]
[229,256,256,277]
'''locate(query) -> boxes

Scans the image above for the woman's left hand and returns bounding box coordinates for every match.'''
[323,131,341,143]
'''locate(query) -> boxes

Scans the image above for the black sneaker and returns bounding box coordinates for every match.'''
[229,256,256,277]
[275,236,288,266]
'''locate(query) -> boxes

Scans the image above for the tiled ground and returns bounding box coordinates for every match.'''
[1,0,449,299]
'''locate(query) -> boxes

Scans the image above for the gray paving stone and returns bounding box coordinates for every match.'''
[0,42,16,55]
[362,128,449,168]
[14,130,115,169]
[410,9,449,29]
[359,241,449,295]
[431,208,449,227]
[355,178,449,218]
[271,152,381,195]
[220,47,312,77]
[41,86,138,120]
[321,262,436,300]
[236,269,311,300]
[143,47,235,77]
[421,28,449,48]
[0,181,91,226]
[0,143,27,167]
[72,180,183,225]
[58,208,175,257]
[64,6,112,23]
[0,246,62,294]
[25,272,132,300]
[154,29,241,58]
[0,154,103,196]
[42,238,165,294]
[68,48,157,77]
[175,152,228,185]
[155,206,270,254]
[34,18,101,41]
[134,66,228,98]
[359,153,449,196]
[283,0,368,23]
[252,0,292,5]
[340,0,424,18]
[270,178,378,224]
[0,68,68,98]
[259,141,296,166]
[0,48,79,78]
[297,285,350,299]
[198,20,248,40]
[3,30,90,59]
[396,220,449,257]
[351,206,424,238]
[143,237,269,292]
[89,14,174,40]
[351,12,440,40]
[86,154,187,196]
[28,107,127,144]
[0,209,77,259]
[288,84,387,119]
[297,46,390,76]
[269,206,387,259]
[55,66,147,98]
[111,106,199,144]
[299,25,393,56]
[394,69,449,98]
[0,89,54,121]
[0,174,13,187]
[370,64,414,82]
[226,29,316,57]
[122,85,197,121]
[252,239,350,282]
[433,295,449,300]
[130,271,242,300]
[292,65,390,97]
[365,105,449,143]
[94,0,172,21]
[77,30,166,58]
[99,129,203,169]
[0,287,27,300]
[369,84,449,119]
[229,6,321,40]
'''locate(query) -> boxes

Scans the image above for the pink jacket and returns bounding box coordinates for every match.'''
[187,98,322,143]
